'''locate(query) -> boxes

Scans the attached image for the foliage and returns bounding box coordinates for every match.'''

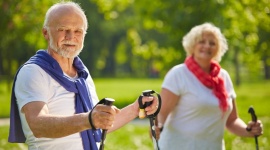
[0,0,270,84]
[0,0,54,80]
[90,0,270,82]
[221,0,270,84]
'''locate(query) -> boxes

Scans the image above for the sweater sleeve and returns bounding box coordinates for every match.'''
[220,69,237,100]
[162,64,186,96]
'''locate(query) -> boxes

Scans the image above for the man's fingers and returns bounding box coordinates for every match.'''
[143,97,159,115]
[143,96,154,102]
[91,105,119,129]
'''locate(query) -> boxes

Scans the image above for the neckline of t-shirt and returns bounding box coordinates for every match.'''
[64,72,78,80]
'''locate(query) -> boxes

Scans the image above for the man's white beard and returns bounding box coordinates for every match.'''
[48,31,84,58]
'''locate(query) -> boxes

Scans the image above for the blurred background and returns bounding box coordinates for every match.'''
[1,0,270,83]
[0,0,269,149]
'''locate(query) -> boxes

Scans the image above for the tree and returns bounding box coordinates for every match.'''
[222,0,270,84]
[0,0,54,87]
[1,0,269,82]
[92,0,270,82]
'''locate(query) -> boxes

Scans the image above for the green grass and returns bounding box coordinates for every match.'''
[0,80,12,118]
[0,78,269,149]
[106,123,153,150]
[94,78,162,108]
[0,126,27,150]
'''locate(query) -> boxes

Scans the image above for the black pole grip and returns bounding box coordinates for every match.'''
[248,106,259,150]
[138,90,162,118]
[248,106,257,122]
[99,98,115,150]
[143,90,154,108]
[103,98,115,106]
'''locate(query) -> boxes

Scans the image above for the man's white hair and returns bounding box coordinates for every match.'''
[43,1,88,32]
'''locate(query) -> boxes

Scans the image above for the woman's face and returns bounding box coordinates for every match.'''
[193,32,218,62]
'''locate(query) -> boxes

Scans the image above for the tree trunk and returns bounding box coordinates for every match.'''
[233,47,241,86]
[263,55,270,79]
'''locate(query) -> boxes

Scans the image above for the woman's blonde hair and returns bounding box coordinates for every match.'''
[182,23,228,62]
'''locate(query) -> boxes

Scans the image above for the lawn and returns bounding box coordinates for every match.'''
[94,78,163,108]
[0,78,269,149]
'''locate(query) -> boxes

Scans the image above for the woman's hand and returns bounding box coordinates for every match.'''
[246,120,263,136]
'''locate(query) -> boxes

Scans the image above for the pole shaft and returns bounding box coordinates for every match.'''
[255,136,259,150]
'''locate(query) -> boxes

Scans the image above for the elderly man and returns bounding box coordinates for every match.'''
[8,2,159,150]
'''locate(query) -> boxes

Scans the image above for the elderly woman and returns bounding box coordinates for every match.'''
[157,23,263,150]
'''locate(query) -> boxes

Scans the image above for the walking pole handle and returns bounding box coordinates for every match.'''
[248,106,257,122]
[248,106,259,150]
[99,98,115,150]
[138,90,161,150]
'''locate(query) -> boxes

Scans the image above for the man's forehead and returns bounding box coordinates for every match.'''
[56,25,84,30]
[49,6,85,26]
[49,14,85,29]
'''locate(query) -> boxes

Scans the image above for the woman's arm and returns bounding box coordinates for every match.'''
[158,88,180,127]
[226,100,263,137]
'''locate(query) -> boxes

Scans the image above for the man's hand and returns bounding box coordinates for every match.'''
[90,105,120,130]
[140,96,159,116]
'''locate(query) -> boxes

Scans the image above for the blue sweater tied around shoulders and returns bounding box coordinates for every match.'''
[8,50,101,150]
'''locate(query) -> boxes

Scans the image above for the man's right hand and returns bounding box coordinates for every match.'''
[90,104,120,130]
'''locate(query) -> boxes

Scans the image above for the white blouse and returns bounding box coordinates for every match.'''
[159,64,236,150]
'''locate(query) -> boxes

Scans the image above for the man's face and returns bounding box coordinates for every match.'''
[46,9,86,58]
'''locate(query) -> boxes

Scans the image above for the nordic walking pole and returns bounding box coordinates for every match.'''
[99,98,115,150]
[138,90,162,150]
[248,106,259,150]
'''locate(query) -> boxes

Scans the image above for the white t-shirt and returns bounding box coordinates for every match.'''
[15,64,99,150]
[159,64,236,150]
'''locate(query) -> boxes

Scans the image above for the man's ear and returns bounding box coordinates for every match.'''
[42,28,49,40]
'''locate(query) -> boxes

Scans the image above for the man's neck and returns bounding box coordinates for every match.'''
[47,49,77,77]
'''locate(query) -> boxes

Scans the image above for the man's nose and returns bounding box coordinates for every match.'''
[65,30,75,40]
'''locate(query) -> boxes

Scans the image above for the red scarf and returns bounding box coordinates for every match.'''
[185,56,228,112]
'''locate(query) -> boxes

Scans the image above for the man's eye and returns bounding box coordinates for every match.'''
[58,28,64,32]
[75,30,83,34]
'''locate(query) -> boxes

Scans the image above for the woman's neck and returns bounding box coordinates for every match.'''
[193,57,211,73]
